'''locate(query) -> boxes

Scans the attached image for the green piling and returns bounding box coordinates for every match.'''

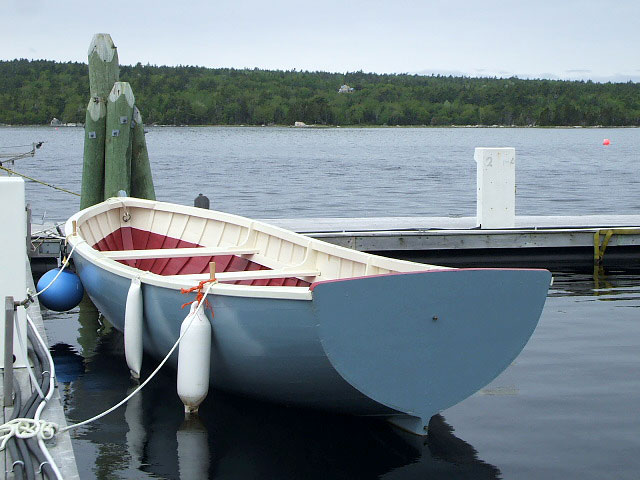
[104,82,135,199]
[88,34,119,99]
[130,106,156,200]
[82,34,119,209]
[80,98,107,209]
[81,33,155,205]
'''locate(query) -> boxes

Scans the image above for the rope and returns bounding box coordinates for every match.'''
[0,144,37,149]
[27,311,64,480]
[0,267,215,480]
[58,281,214,433]
[12,313,45,400]
[0,312,64,479]
[0,419,58,451]
[0,165,80,197]
[31,222,66,238]
[26,242,79,303]
[0,152,33,160]
[180,279,215,312]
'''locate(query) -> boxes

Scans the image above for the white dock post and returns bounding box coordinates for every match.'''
[474,147,516,229]
[0,177,28,368]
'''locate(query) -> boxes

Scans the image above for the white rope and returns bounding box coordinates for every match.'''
[12,311,45,399]
[59,282,213,433]
[0,419,58,450]
[0,275,214,480]
[31,222,65,238]
[27,311,64,480]
[0,312,64,479]
[29,241,79,300]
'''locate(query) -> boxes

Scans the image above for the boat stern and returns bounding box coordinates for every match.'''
[311,268,551,435]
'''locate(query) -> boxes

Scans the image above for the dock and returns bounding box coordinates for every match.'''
[0,266,80,479]
[1,178,79,479]
[266,214,640,271]
[27,146,640,273]
[29,213,640,274]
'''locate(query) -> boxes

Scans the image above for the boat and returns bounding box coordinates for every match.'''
[65,197,551,435]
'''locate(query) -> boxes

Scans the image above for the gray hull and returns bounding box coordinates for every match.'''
[74,254,551,434]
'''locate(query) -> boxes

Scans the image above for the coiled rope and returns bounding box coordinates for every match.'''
[0,418,58,451]
[0,280,215,461]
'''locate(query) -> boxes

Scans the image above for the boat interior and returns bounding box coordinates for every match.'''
[77,201,440,287]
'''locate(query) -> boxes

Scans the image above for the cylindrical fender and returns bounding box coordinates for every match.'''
[124,278,143,379]
[177,301,212,413]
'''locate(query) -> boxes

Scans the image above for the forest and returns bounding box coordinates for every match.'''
[1,59,639,127]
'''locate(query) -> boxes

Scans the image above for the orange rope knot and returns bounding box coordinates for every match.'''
[180,279,215,316]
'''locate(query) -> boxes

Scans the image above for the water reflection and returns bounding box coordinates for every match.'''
[77,295,111,359]
[56,326,500,479]
[552,271,640,302]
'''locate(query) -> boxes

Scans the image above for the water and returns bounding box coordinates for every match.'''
[2,127,639,478]
[44,273,640,480]
[1,126,639,222]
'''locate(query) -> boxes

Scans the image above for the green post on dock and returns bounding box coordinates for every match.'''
[104,82,135,199]
[82,32,156,207]
[80,98,107,209]
[131,106,156,200]
[81,34,119,209]
[88,34,119,99]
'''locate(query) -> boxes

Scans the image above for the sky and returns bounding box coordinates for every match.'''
[2,0,639,82]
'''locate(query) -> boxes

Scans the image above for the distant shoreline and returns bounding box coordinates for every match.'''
[1,123,638,129]
[3,60,639,128]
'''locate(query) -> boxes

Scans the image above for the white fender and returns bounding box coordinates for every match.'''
[124,278,143,379]
[177,301,212,413]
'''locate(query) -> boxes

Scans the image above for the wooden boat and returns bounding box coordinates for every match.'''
[65,197,551,435]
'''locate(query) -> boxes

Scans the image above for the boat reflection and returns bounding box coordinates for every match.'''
[57,327,501,479]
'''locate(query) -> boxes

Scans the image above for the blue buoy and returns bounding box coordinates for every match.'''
[37,268,84,312]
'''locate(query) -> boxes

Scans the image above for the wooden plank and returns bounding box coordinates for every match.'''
[169,268,320,282]
[102,246,260,260]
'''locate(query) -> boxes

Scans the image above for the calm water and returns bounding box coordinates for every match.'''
[1,126,640,222]
[2,127,639,478]
[44,272,640,480]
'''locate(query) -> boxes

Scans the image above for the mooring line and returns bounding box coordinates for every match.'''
[0,165,80,196]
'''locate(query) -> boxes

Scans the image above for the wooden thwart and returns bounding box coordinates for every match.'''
[169,269,321,282]
[103,246,260,260]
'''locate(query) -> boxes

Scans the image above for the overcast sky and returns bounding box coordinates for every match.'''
[2,0,639,82]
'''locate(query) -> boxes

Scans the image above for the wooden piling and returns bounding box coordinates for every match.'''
[82,33,156,205]
[80,98,107,209]
[130,106,156,200]
[82,34,119,209]
[88,34,119,100]
[104,82,135,199]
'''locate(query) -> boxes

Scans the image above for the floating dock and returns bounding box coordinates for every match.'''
[1,178,79,479]
[266,214,640,271]
[0,267,80,480]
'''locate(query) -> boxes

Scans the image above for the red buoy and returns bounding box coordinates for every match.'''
[603,138,611,146]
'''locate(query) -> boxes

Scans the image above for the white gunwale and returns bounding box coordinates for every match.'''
[65,197,448,301]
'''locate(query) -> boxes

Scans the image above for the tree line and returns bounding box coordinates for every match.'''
[1,59,639,127]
